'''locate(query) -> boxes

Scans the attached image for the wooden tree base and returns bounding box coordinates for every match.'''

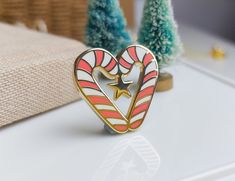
[156,72,173,92]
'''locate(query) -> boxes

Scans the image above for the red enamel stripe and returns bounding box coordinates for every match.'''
[143,53,154,67]
[130,120,142,129]
[95,50,104,66]
[143,71,157,83]
[119,58,132,69]
[131,101,149,117]
[87,96,112,105]
[136,86,155,100]
[100,110,123,119]
[128,47,139,62]
[105,58,116,72]
[78,81,100,90]
[77,59,92,74]
[114,125,128,132]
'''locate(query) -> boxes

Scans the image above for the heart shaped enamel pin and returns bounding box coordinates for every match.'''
[74,45,158,134]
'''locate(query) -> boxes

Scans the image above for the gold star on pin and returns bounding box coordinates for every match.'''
[109,77,133,100]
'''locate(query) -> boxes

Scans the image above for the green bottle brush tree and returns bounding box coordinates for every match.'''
[85,0,132,55]
[138,0,183,91]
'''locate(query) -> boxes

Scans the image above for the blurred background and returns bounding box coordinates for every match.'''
[135,0,235,42]
[0,0,234,42]
[173,0,235,42]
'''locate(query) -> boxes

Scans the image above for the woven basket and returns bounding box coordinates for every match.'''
[0,0,88,41]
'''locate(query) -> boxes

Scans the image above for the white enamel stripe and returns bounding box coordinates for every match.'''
[136,47,147,62]
[107,118,127,125]
[119,65,129,74]
[145,62,157,74]
[122,50,135,64]
[95,104,116,111]
[82,51,96,67]
[101,53,112,67]
[82,88,103,96]
[141,78,157,91]
[109,65,118,75]
[135,95,152,107]
[76,70,94,82]
[130,112,145,124]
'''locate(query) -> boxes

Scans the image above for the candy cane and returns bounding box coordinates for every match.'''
[118,45,158,130]
[75,49,129,133]
[74,45,158,134]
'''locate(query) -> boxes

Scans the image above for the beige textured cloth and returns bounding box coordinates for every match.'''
[0,23,87,127]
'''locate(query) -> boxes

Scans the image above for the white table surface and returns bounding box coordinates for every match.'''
[1,61,235,181]
[180,25,235,88]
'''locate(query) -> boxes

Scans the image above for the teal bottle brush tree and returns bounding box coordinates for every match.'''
[138,0,183,91]
[85,0,132,55]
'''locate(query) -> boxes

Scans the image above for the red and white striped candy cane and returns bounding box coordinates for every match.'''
[75,49,129,133]
[118,45,158,130]
[74,45,158,134]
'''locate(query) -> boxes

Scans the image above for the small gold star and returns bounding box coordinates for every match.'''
[109,77,133,100]
[211,46,225,60]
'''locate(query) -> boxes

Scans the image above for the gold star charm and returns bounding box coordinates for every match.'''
[211,45,225,60]
[109,77,133,100]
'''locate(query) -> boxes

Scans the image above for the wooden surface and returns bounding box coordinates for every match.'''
[156,72,173,92]
[0,0,134,40]
[120,0,134,28]
[0,0,88,41]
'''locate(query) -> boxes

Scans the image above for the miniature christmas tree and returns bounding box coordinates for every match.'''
[85,0,132,55]
[138,0,182,67]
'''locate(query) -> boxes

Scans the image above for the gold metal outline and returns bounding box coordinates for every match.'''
[74,45,159,134]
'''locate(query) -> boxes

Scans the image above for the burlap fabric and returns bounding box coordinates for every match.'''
[0,23,86,127]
